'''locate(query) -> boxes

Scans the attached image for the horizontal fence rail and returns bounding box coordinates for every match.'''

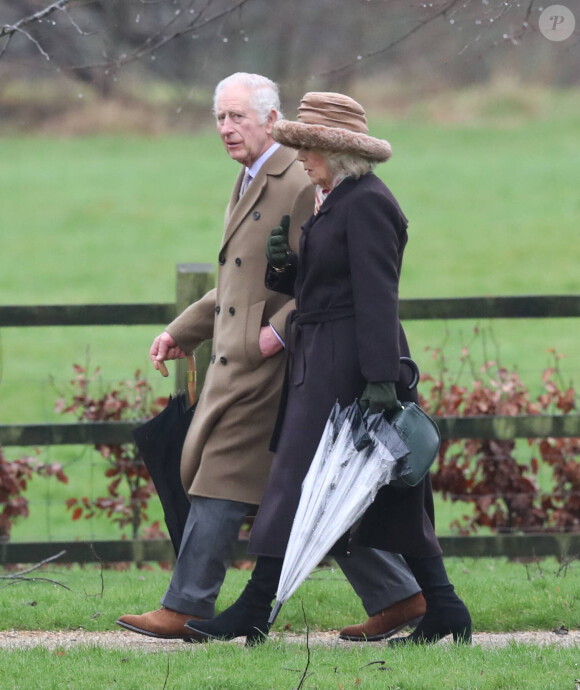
[399,294,580,320]
[2,415,580,447]
[0,303,175,327]
[1,272,579,563]
[2,533,580,566]
[2,294,580,328]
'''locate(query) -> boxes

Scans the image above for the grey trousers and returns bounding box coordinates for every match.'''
[161,495,419,619]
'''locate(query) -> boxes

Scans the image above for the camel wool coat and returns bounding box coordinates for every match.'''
[166,146,314,505]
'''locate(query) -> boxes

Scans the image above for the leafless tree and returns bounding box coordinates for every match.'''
[0,0,577,97]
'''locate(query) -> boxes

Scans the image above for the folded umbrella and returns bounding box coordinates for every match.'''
[269,401,409,624]
[133,355,196,556]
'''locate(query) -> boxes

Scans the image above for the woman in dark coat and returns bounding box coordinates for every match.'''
[187,92,471,647]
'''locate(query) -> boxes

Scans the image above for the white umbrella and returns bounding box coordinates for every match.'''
[269,401,409,624]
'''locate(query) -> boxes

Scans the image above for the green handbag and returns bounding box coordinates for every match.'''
[390,402,441,488]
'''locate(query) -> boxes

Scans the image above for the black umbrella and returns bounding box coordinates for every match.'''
[133,355,196,556]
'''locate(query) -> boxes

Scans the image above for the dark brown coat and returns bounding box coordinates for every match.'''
[248,173,442,558]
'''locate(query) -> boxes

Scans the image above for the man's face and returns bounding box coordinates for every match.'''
[216,84,275,168]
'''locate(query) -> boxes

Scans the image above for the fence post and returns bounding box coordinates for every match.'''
[175,263,215,397]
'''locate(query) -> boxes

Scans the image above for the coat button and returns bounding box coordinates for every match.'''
[253,211,261,220]
[215,306,221,314]
[235,258,242,266]
[229,307,235,316]
[219,356,228,365]
[219,255,226,265]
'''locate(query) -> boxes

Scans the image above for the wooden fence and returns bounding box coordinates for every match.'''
[1,264,579,564]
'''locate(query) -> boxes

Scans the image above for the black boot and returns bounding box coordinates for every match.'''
[389,555,472,646]
[185,556,282,646]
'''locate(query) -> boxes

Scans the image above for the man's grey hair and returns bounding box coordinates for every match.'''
[323,150,376,179]
[213,73,283,123]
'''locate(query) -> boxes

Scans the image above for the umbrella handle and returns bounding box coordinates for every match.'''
[156,355,197,407]
[187,354,196,407]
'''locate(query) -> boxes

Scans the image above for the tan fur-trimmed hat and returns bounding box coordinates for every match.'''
[273,92,391,162]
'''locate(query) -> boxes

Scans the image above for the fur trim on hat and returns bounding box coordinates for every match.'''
[273,120,392,162]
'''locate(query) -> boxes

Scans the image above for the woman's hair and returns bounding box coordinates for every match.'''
[322,150,376,179]
[213,73,283,123]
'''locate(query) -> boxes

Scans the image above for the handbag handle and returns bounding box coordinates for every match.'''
[158,354,197,406]
[400,356,420,390]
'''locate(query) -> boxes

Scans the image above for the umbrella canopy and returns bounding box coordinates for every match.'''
[133,355,196,556]
[269,400,409,624]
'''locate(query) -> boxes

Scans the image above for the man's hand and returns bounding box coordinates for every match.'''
[259,326,284,358]
[266,214,291,270]
[359,381,400,415]
[150,331,187,371]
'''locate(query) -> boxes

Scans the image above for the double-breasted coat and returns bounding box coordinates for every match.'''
[166,146,314,505]
[248,173,442,559]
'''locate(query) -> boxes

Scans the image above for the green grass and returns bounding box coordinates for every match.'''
[2,558,579,635]
[2,107,580,425]
[1,558,579,688]
[2,93,580,541]
[0,644,578,689]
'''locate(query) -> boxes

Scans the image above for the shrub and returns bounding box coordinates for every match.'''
[0,446,68,541]
[54,365,167,539]
[421,332,579,534]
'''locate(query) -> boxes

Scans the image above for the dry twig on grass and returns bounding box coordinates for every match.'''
[0,550,71,590]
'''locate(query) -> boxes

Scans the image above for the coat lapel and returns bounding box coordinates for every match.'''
[222,147,298,249]
[224,170,244,224]
[223,174,267,245]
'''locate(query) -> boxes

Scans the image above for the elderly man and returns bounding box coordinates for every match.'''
[117,73,425,643]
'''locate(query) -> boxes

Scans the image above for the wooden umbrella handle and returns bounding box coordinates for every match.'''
[157,355,196,406]
[186,354,196,407]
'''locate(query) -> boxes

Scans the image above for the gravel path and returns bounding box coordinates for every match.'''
[1,629,578,652]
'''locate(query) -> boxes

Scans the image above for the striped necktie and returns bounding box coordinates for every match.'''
[239,168,252,198]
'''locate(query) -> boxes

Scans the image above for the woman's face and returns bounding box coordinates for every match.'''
[297,148,333,189]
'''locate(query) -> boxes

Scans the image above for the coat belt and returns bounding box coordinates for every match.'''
[269,305,356,453]
[292,305,355,326]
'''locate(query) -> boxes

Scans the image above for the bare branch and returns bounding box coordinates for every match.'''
[0,0,71,40]
[0,550,71,590]
[0,0,78,61]
[509,0,537,43]
[2,575,72,590]
[162,656,171,690]
[61,3,95,38]
[75,0,253,71]
[9,25,51,60]
[0,550,66,578]
[315,0,463,79]
[0,31,11,60]
[296,600,312,690]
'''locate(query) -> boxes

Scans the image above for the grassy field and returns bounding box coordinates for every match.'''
[1,643,578,689]
[0,558,579,688]
[1,88,580,542]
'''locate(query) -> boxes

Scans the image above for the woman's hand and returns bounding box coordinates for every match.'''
[150,331,187,371]
[266,215,292,271]
[359,381,399,415]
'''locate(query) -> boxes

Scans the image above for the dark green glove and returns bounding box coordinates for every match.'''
[359,381,399,415]
[266,214,291,270]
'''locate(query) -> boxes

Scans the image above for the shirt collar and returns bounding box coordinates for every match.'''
[246,142,281,180]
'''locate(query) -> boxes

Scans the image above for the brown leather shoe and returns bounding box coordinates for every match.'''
[339,592,426,642]
[116,607,206,641]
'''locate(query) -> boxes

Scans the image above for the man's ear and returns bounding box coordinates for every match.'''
[265,109,278,134]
